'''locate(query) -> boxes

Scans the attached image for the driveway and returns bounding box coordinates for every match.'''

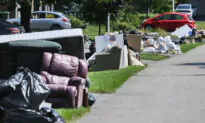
[76,44,205,123]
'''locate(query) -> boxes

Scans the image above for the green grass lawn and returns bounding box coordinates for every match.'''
[141,53,170,61]
[196,21,205,30]
[88,66,146,93]
[83,24,106,40]
[56,107,90,123]
[180,43,205,53]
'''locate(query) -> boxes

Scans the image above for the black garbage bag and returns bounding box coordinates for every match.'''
[40,107,65,123]
[0,106,7,122]
[3,107,65,123]
[4,108,51,123]
[88,92,96,107]
[0,68,50,110]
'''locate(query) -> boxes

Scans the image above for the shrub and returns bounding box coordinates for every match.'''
[112,21,135,31]
[67,15,85,28]
[140,27,169,37]
[138,13,157,21]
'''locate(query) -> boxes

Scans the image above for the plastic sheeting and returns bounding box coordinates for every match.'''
[0,68,50,110]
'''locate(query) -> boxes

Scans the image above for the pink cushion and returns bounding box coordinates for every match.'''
[50,53,79,77]
[41,71,70,85]
[41,52,53,71]
[78,60,88,78]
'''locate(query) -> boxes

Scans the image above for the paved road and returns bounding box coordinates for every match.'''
[76,44,205,123]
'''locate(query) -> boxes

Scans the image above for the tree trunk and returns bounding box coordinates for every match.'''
[20,1,31,33]
[99,21,101,35]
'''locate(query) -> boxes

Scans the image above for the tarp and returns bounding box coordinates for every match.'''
[171,24,192,38]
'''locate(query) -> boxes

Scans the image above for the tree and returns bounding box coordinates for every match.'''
[150,0,172,13]
[80,0,128,34]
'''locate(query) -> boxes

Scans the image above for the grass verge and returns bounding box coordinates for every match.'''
[88,66,146,93]
[141,53,170,61]
[180,43,205,53]
[56,107,90,123]
[83,24,106,40]
[196,21,205,30]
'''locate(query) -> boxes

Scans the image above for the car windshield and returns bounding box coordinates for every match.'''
[177,10,191,13]
[177,5,191,9]
[188,15,193,20]
[60,13,67,18]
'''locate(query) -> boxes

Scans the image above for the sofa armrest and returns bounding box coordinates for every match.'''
[40,71,70,86]
[68,76,86,87]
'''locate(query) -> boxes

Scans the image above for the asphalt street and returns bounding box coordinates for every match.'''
[76,44,205,123]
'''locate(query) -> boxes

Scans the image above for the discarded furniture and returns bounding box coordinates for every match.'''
[0,40,62,78]
[93,46,122,71]
[0,29,85,59]
[40,52,88,108]
[125,34,142,60]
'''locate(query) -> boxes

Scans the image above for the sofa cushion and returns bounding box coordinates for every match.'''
[78,60,88,78]
[6,40,62,52]
[41,52,53,72]
[41,71,70,85]
[50,53,79,77]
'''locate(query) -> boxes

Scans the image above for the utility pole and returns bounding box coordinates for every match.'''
[147,0,149,18]
[31,0,34,12]
[107,13,110,33]
[172,0,175,12]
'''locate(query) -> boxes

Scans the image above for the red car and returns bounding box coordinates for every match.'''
[141,12,196,31]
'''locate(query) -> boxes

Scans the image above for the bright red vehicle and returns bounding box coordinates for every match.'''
[141,12,196,31]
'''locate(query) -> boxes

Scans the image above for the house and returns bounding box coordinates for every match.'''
[188,0,205,15]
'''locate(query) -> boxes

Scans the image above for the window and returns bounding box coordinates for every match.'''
[177,5,191,9]
[31,13,38,19]
[31,13,45,19]
[188,15,193,20]
[158,14,172,20]
[171,14,183,20]
[39,13,45,18]
[46,13,59,18]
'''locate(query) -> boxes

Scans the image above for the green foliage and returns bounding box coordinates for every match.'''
[138,13,156,21]
[88,66,146,93]
[151,0,172,13]
[140,27,169,37]
[112,21,135,31]
[67,15,84,28]
[56,107,90,123]
[196,22,205,30]
[141,53,170,61]
[111,11,157,31]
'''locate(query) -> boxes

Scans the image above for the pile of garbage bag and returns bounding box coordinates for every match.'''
[0,68,65,123]
[142,36,182,54]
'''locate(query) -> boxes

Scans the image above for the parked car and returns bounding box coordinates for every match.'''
[0,19,21,35]
[176,4,198,18]
[141,12,196,31]
[7,11,71,32]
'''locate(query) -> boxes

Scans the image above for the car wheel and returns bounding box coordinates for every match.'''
[51,25,61,30]
[145,25,152,30]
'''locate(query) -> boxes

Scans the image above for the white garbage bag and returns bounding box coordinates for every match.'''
[164,36,182,54]
[157,36,168,52]
[142,47,156,53]
[164,36,177,50]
